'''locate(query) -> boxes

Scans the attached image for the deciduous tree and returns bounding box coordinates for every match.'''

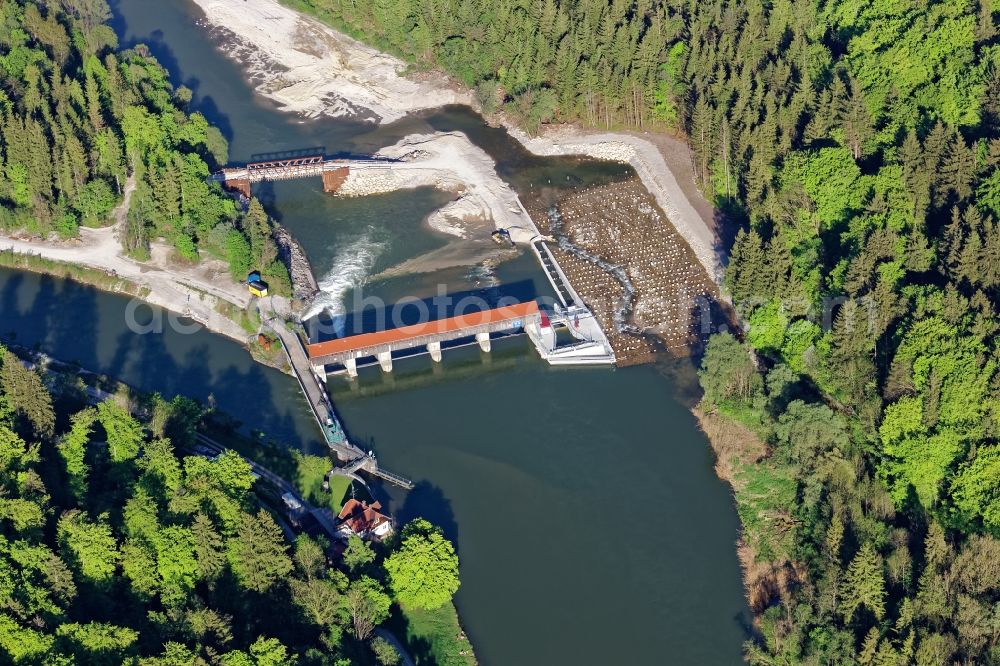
[384,519,460,610]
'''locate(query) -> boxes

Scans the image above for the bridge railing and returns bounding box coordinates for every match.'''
[248,155,324,170]
[265,320,355,449]
[372,467,414,489]
[214,157,400,185]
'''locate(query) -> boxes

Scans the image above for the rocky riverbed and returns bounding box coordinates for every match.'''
[273,224,319,303]
[529,177,729,364]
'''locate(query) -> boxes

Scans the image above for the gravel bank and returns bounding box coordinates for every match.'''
[190,0,723,286]
[336,132,532,239]
[507,125,725,283]
[189,0,471,123]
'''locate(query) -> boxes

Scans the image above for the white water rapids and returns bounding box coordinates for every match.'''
[302,232,385,322]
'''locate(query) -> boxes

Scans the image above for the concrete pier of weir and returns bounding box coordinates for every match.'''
[298,193,616,376]
[306,301,545,379]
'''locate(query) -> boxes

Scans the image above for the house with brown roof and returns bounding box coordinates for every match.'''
[336,499,394,542]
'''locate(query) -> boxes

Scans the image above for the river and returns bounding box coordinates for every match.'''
[2,1,752,663]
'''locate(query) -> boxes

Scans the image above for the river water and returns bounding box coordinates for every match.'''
[0,1,752,662]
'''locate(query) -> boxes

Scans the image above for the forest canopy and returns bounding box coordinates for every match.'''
[293,0,1000,660]
[0,344,462,665]
[680,0,1000,662]
[0,0,290,294]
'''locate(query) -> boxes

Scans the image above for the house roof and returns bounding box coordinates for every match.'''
[337,499,391,535]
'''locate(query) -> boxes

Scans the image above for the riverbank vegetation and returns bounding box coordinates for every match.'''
[386,603,475,666]
[0,344,467,664]
[686,0,1000,662]
[0,246,149,297]
[0,0,290,295]
[282,0,1000,659]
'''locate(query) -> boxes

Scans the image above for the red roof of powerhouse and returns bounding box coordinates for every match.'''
[307,300,540,359]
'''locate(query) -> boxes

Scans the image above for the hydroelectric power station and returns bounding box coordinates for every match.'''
[214,150,617,488]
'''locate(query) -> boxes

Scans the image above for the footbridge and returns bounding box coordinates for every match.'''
[307,301,543,378]
[264,317,413,489]
[532,240,582,308]
[213,153,395,198]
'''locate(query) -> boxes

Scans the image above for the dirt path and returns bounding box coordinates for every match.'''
[0,176,293,343]
[373,628,416,666]
[1,229,253,341]
[112,173,137,230]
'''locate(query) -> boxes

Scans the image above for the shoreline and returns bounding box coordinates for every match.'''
[0,241,278,351]
[0,0,728,368]
[334,132,534,240]
[692,404,795,622]
[1,169,276,348]
[2,340,469,664]
[190,0,472,123]
[188,0,724,285]
[504,123,725,283]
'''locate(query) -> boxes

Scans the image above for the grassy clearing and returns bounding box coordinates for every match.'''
[200,425,350,511]
[327,474,352,513]
[296,451,348,512]
[214,300,261,335]
[387,602,477,666]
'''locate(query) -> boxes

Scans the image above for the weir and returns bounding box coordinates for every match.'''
[306,301,543,378]
[219,146,616,381]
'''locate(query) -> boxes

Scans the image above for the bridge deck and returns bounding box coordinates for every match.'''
[216,157,393,183]
[306,301,540,365]
[265,317,413,489]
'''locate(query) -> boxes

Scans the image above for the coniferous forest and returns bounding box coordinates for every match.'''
[288,0,1000,662]
[0,344,462,665]
[3,0,1000,662]
[0,0,291,293]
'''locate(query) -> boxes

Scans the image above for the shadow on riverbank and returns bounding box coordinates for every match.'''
[0,267,322,453]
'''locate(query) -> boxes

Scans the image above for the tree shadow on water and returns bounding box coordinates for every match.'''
[107,1,234,142]
[0,271,28,345]
[214,359,323,452]
[0,268,326,474]
[735,608,758,643]
[0,273,101,371]
[395,480,459,548]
